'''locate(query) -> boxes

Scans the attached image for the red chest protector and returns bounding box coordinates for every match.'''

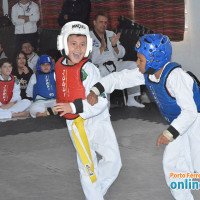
[55,57,89,119]
[0,74,15,104]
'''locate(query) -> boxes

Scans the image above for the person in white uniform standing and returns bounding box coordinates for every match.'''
[11,0,40,53]
[90,13,144,108]
[53,21,122,200]
[0,58,31,120]
[87,34,200,200]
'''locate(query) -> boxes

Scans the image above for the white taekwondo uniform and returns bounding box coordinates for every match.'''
[93,66,200,200]
[26,73,56,118]
[59,58,122,200]
[0,75,31,120]
[90,30,141,97]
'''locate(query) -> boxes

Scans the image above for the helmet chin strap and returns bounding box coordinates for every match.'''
[61,49,67,58]
[61,49,72,64]
[145,67,156,75]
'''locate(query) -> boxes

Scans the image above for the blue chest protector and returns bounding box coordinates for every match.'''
[144,62,200,124]
[33,72,56,101]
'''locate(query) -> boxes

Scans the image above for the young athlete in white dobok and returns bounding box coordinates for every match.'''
[26,55,57,118]
[53,21,122,200]
[0,58,31,120]
[87,34,200,200]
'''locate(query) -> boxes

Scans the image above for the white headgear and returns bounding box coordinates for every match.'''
[57,21,93,58]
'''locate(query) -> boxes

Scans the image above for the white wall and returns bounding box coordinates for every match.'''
[171,0,200,79]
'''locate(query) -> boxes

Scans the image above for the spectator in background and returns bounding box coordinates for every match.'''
[21,40,39,73]
[12,51,33,100]
[58,0,91,27]
[90,14,144,108]
[11,0,40,54]
[0,42,7,59]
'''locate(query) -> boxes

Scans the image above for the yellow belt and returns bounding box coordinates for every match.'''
[72,116,97,183]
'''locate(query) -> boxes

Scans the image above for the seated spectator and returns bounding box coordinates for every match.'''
[26,55,56,118]
[0,42,7,59]
[21,41,39,73]
[58,0,91,27]
[12,51,33,100]
[0,58,31,120]
[90,14,144,107]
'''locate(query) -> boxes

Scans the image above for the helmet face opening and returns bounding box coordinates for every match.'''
[135,34,172,74]
[36,55,54,73]
[57,21,92,58]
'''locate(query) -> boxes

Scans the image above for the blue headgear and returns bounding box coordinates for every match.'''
[36,55,54,73]
[135,34,172,74]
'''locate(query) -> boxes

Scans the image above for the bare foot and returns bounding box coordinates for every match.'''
[36,112,47,118]
[12,111,30,118]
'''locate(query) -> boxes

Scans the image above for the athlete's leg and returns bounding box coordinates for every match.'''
[29,99,56,118]
[67,118,104,200]
[187,115,200,173]
[89,115,122,195]
[163,134,194,200]
[0,108,12,119]
[9,99,31,113]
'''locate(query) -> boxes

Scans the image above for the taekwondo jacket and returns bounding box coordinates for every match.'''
[11,1,40,34]
[94,63,200,137]
[90,30,126,65]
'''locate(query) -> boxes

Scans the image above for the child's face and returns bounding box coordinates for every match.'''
[22,43,34,55]
[40,63,51,73]
[136,53,147,74]
[17,53,26,68]
[0,62,12,77]
[67,35,87,65]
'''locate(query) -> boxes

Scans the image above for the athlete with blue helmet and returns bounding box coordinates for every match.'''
[88,33,200,200]
[36,54,54,73]
[26,55,57,118]
[135,34,172,74]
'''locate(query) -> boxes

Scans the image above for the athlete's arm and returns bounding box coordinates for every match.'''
[87,68,145,105]
[163,68,199,139]
[10,79,21,103]
[68,63,108,119]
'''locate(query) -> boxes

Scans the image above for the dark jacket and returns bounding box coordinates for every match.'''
[58,0,91,27]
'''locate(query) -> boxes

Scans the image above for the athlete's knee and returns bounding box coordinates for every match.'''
[21,99,31,107]
[29,104,45,118]
[110,148,122,175]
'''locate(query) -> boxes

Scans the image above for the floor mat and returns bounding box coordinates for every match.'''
[0,116,66,137]
[0,103,166,137]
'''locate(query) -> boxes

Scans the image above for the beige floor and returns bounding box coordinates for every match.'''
[0,116,199,200]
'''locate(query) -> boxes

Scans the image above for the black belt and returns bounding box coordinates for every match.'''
[103,61,117,72]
